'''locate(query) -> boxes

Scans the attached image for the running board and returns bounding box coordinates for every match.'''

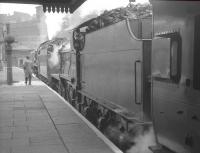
[149,145,175,153]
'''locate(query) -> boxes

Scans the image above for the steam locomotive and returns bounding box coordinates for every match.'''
[33,1,200,152]
[33,11,152,151]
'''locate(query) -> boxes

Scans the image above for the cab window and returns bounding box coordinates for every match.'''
[152,32,181,83]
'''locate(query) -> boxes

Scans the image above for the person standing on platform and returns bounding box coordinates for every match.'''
[23,56,33,85]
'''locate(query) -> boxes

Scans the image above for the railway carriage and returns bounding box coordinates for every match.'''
[150,0,200,153]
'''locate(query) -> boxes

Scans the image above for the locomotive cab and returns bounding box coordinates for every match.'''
[59,40,77,101]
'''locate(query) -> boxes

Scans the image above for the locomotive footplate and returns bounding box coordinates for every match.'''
[60,74,74,86]
[51,74,60,81]
[149,145,175,153]
[60,74,71,81]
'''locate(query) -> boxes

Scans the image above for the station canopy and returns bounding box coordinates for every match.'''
[0,0,86,13]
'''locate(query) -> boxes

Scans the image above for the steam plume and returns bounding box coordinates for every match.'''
[45,13,66,39]
[48,44,62,68]
[126,127,156,153]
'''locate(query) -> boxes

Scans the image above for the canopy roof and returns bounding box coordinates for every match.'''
[0,0,86,13]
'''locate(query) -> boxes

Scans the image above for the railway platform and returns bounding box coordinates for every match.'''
[0,67,122,153]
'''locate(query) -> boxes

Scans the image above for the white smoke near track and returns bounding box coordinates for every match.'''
[126,127,156,153]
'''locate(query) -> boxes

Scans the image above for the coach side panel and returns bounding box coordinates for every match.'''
[152,1,200,153]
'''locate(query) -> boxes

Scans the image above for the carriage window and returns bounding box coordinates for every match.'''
[47,45,53,54]
[171,41,178,76]
[152,32,181,83]
[170,33,181,83]
[152,38,171,79]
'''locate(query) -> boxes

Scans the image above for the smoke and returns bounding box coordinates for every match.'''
[45,0,130,40]
[103,120,156,153]
[48,44,62,68]
[126,127,156,153]
[45,13,67,39]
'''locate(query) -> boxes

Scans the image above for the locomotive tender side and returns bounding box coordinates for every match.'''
[79,18,149,117]
[71,16,153,135]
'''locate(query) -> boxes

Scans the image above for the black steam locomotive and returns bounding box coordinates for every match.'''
[33,9,152,151]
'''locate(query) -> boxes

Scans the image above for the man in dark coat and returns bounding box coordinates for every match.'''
[23,56,33,85]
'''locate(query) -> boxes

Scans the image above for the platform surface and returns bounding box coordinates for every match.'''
[0,67,121,153]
